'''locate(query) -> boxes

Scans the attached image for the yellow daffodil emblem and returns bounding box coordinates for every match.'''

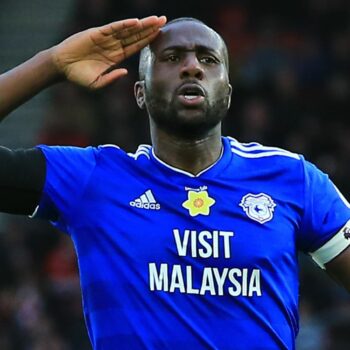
[182,190,216,217]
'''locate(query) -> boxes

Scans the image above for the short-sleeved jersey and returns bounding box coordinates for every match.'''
[34,136,350,350]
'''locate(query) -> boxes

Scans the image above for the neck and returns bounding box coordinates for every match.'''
[151,122,223,175]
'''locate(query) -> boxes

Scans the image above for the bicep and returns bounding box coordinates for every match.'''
[0,146,46,215]
[326,246,350,292]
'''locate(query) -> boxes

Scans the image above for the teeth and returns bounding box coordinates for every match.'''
[184,95,198,100]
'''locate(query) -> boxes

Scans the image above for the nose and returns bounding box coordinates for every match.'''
[180,54,204,80]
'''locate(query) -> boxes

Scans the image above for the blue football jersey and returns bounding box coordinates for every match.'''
[34,136,350,350]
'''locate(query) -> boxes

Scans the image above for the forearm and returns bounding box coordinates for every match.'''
[0,48,62,120]
[0,17,166,120]
[326,246,350,292]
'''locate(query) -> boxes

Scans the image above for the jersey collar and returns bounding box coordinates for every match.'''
[150,137,232,178]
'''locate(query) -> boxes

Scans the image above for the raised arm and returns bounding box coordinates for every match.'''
[0,16,166,120]
[0,16,166,217]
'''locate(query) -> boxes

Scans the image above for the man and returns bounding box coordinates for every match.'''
[0,15,349,350]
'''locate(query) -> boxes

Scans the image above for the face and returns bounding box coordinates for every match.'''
[135,21,232,139]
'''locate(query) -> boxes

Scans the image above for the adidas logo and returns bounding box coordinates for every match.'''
[130,190,161,210]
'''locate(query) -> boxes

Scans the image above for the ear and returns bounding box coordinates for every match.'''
[134,80,146,109]
[227,83,233,109]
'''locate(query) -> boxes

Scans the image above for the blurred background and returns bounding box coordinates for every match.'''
[0,0,349,349]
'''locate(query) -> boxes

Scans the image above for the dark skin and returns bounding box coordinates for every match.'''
[134,21,350,291]
[135,21,232,175]
[0,17,348,291]
[326,247,350,291]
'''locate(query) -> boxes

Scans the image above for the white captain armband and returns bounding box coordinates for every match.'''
[310,219,350,269]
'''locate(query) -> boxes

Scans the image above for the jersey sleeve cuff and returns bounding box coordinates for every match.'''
[310,220,350,269]
[310,219,350,269]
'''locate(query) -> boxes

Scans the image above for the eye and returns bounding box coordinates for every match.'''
[199,56,218,64]
[165,54,180,62]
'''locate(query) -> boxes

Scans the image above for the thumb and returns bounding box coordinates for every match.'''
[89,68,128,89]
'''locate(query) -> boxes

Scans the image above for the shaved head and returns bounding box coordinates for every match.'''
[138,18,229,80]
[134,18,232,140]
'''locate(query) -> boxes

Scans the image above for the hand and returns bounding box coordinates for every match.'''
[51,16,166,89]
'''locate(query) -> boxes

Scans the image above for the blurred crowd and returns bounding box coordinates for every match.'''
[0,0,350,349]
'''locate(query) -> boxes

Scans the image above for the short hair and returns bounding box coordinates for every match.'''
[138,17,229,80]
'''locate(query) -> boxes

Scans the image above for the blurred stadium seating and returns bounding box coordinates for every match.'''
[0,0,349,349]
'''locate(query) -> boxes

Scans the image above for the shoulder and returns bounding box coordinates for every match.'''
[226,136,301,161]
[37,143,153,166]
[36,144,99,169]
[223,136,307,184]
[95,143,152,163]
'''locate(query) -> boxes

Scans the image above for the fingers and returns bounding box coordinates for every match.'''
[87,15,167,89]
[120,26,159,46]
[118,16,166,54]
[117,22,159,41]
[98,18,140,36]
[139,15,167,30]
[94,16,166,53]
[99,16,166,38]
[123,30,160,58]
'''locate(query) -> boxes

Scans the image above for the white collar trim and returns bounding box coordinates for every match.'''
[151,147,224,178]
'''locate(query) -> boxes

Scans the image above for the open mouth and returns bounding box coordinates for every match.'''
[183,95,200,100]
[177,84,205,105]
[178,83,205,97]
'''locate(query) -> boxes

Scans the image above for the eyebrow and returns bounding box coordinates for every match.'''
[160,45,221,57]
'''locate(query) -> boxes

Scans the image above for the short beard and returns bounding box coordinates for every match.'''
[146,95,229,140]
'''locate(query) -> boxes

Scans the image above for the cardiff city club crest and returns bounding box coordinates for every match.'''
[239,193,276,224]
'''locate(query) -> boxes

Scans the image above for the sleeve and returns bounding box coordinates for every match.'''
[0,147,45,215]
[299,159,350,269]
[33,145,98,233]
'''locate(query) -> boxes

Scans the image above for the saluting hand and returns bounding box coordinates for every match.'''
[51,16,166,89]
